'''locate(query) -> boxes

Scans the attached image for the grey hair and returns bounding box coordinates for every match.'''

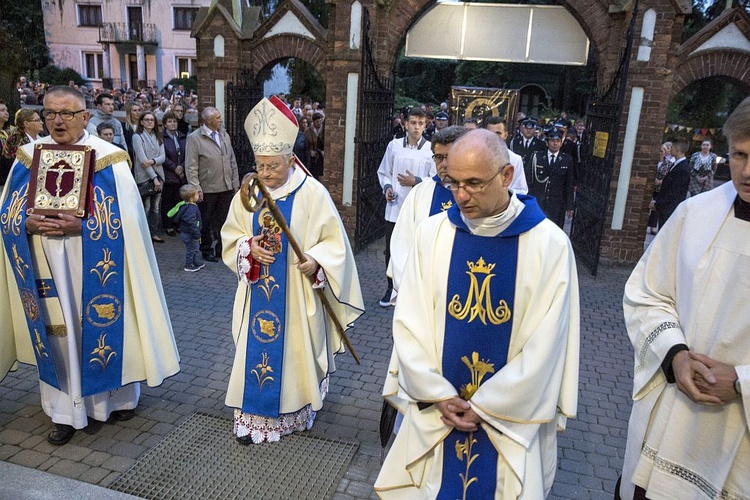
[44,86,86,108]
[431,126,468,150]
[201,106,220,122]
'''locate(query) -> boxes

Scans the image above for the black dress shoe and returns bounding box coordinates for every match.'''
[165,229,177,237]
[47,424,75,445]
[202,253,219,262]
[111,409,135,421]
[236,435,253,445]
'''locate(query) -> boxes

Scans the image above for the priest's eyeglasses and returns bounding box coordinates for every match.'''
[41,109,86,121]
[441,167,505,194]
[255,162,284,173]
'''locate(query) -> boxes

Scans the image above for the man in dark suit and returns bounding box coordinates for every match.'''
[304,112,325,179]
[510,117,546,186]
[653,139,690,229]
[529,128,575,228]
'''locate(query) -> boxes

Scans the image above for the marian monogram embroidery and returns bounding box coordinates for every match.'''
[448,257,511,325]
[1,184,27,236]
[86,186,121,241]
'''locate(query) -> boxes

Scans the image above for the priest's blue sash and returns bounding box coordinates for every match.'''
[428,175,454,216]
[242,179,304,417]
[80,166,125,396]
[437,195,546,499]
[1,164,61,389]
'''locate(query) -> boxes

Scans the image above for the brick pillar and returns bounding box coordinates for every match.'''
[325,1,363,237]
[599,0,686,263]
[195,15,241,114]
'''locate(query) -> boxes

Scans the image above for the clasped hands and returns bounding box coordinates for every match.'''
[673,350,739,406]
[436,396,482,432]
[26,214,82,237]
[250,234,318,276]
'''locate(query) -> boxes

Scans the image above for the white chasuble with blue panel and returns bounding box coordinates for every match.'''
[437,197,546,499]
[242,180,303,417]
[1,162,126,396]
[428,175,454,216]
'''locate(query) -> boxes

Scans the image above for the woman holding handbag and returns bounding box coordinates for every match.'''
[132,111,167,243]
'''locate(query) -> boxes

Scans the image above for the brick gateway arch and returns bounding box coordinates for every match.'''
[193,0,738,267]
[670,9,750,99]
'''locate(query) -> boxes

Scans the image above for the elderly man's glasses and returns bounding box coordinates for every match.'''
[432,154,449,163]
[255,162,285,173]
[41,109,86,121]
[441,168,505,194]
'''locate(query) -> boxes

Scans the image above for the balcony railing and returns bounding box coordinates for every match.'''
[98,22,157,45]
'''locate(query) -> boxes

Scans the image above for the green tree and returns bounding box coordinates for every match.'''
[0,26,26,119]
[288,59,326,104]
[37,66,86,87]
[0,2,49,72]
[247,0,329,27]
[683,0,750,42]
[454,61,510,88]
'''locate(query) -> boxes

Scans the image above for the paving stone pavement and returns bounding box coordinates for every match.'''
[0,234,637,499]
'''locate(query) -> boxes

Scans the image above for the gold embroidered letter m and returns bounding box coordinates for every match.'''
[448,257,511,325]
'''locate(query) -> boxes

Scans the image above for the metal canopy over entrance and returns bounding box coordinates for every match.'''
[405,2,590,66]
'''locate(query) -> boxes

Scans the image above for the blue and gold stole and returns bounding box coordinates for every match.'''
[437,195,545,499]
[242,177,306,417]
[1,150,127,396]
[428,175,454,215]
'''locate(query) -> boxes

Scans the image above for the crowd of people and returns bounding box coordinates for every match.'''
[15,76,201,115]
[646,137,727,233]
[0,80,748,500]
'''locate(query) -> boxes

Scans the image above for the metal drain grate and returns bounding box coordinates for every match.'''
[109,412,359,500]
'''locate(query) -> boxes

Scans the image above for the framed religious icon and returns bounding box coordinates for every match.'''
[26,144,95,218]
[450,86,519,128]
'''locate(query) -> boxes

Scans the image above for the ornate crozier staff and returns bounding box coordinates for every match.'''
[240,173,361,364]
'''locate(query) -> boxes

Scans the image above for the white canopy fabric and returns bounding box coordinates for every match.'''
[405,2,590,66]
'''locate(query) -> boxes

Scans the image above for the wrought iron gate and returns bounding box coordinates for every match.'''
[226,70,264,178]
[569,1,639,275]
[354,8,394,251]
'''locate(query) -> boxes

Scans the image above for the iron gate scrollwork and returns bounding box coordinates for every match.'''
[570,1,639,275]
[355,8,394,251]
[226,70,264,178]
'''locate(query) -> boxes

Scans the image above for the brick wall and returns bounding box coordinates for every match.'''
[671,50,750,98]
[325,1,362,235]
[600,0,685,263]
[249,36,327,78]
[195,15,242,113]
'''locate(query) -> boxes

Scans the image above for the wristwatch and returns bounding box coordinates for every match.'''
[735,378,742,397]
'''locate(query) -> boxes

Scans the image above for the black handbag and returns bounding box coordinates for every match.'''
[138,178,156,198]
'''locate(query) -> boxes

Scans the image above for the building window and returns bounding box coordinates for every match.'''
[83,52,104,80]
[214,35,225,58]
[78,5,103,27]
[174,7,199,30]
[175,58,198,79]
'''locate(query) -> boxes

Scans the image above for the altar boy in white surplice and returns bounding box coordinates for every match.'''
[375,129,580,499]
[618,98,750,500]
